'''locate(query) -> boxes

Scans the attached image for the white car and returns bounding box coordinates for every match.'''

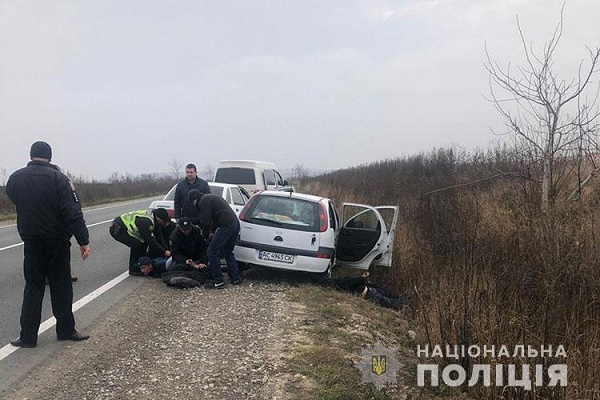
[234,191,399,277]
[148,182,251,218]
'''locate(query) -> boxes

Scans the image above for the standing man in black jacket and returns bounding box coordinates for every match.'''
[197,194,242,289]
[174,163,210,220]
[6,141,91,348]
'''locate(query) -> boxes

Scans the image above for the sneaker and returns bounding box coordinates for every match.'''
[231,278,243,285]
[169,277,202,288]
[204,281,225,290]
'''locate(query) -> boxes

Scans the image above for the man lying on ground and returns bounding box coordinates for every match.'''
[314,271,410,310]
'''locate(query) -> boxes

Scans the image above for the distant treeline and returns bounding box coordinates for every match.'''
[0,177,176,220]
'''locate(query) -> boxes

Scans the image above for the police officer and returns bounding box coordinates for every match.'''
[6,141,91,348]
[109,208,172,275]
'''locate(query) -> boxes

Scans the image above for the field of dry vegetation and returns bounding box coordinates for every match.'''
[302,147,599,399]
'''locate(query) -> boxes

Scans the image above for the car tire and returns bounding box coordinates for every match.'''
[317,258,334,279]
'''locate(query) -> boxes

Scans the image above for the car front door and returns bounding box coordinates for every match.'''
[334,203,399,270]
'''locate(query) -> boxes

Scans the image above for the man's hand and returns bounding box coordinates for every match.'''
[80,245,90,260]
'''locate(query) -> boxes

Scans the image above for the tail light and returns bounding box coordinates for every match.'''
[239,195,259,221]
[319,203,328,232]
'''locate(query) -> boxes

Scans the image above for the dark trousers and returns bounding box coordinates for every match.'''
[207,221,241,283]
[109,221,148,273]
[20,239,76,344]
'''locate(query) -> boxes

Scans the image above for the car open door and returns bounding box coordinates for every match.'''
[335,203,399,270]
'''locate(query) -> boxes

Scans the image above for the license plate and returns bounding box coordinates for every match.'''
[258,250,294,264]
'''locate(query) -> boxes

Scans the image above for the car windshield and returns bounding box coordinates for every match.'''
[245,196,319,232]
[214,167,256,184]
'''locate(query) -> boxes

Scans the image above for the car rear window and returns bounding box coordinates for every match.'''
[214,168,256,184]
[245,196,319,232]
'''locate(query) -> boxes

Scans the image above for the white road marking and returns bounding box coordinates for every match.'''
[0,219,113,252]
[0,271,130,361]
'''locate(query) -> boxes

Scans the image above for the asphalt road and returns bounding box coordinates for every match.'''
[0,196,161,389]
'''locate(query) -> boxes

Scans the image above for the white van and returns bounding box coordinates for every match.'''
[213,160,290,194]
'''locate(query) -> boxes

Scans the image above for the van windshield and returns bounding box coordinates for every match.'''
[214,168,256,184]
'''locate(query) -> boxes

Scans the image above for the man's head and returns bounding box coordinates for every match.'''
[136,256,153,275]
[152,208,170,225]
[187,189,203,205]
[178,217,193,234]
[185,163,197,182]
[30,141,52,161]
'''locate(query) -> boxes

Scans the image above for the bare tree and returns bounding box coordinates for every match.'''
[168,159,184,181]
[204,164,215,181]
[292,163,309,183]
[485,4,600,211]
[1,167,7,186]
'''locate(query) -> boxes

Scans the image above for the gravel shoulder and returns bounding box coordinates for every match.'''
[3,273,303,400]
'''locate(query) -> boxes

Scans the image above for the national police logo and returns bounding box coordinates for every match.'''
[355,341,401,390]
[372,354,386,376]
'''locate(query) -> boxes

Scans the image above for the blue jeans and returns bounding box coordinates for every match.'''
[207,221,240,283]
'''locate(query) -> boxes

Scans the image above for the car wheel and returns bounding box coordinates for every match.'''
[317,258,334,279]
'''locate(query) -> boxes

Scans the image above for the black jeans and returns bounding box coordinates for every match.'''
[207,221,241,283]
[20,239,76,344]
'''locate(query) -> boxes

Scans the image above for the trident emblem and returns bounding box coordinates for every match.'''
[372,355,387,376]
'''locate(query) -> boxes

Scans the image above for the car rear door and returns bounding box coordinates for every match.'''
[335,203,399,270]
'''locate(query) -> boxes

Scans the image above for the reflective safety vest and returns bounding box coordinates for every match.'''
[119,209,154,242]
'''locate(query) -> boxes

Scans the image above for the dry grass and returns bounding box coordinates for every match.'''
[304,148,600,399]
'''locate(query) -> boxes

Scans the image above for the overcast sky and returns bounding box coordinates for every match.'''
[1,0,599,181]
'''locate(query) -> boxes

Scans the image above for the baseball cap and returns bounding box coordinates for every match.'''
[179,217,192,230]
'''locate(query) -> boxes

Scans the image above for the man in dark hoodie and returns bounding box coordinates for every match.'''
[173,164,210,219]
[109,208,172,275]
[6,141,91,347]
[196,193,242,289]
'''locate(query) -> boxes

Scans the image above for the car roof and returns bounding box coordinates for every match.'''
[256,190,328,203]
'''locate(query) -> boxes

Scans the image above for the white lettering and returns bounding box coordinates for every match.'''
[431,345,444,358]
[468,364,491,387]
[508,364,531,390]
[442,364,466,387]
[527,346,538,358]
[418,364,439,387]
[416,345,429,358]
[467,345,481,358]
[540,345,553,358]
[548,365,568,387]
[445,345,459,359]
[497,345,510,358]
[513,345,525,358]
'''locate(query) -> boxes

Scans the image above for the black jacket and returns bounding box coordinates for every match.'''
[154,220,176,251]
[174,178,210,219]
[6,160,89,245]
[170,225,208,266]
[197,194,238,239]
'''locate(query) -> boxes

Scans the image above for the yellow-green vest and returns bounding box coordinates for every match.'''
[119,210,153,242]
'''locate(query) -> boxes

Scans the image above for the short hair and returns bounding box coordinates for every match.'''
[185,163,197,172]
